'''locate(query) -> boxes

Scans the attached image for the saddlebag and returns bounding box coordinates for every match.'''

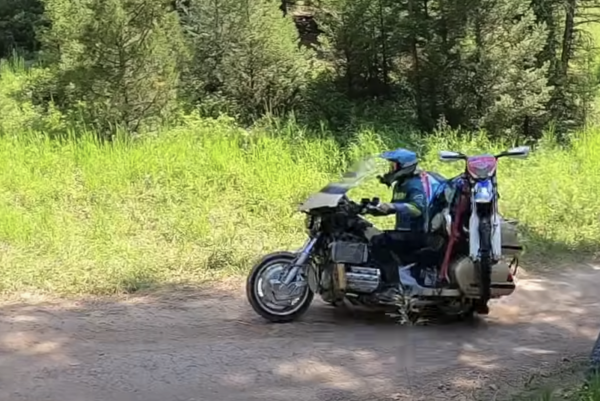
[330,241,369,265]
[500,217,523,257]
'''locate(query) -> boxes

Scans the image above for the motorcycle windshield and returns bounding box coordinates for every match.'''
[298,156,381,212]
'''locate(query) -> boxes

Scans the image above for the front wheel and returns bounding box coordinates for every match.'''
[246,251,314,323]
[476,215,492,314]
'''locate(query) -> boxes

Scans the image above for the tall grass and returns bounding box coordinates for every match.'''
[1,56,600,295]
[0,115,597,295]
[0,115,384,294]
[522,374,600,401]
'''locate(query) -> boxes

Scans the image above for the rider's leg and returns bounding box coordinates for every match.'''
[370,232,402,302]
[387,232,431,286]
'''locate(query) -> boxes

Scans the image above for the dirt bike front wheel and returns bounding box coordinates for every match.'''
[476,215,492,314]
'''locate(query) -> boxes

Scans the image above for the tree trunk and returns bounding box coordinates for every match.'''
[378,0,389,96]
[560,0,577,78]
[474,6,483,115]
[408,0,425,128]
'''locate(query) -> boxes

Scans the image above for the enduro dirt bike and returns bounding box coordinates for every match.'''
[246,151,526,324]
[433,146,530,313]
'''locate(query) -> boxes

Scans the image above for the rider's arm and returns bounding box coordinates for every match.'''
[391,186,425,218]
[371,181,426,217]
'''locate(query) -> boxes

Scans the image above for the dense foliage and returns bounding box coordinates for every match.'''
[1,0,599,140]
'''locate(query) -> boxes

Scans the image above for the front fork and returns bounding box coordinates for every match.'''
[469,193,502,309]
[281,236,319,285]
[468,201,501,261]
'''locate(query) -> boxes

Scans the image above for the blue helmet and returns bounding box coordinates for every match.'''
[378,148,418,186]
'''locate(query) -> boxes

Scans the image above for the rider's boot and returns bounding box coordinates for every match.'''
[378,284,402,304]
[474,300,490,315]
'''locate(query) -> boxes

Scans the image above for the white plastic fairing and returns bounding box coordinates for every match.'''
[298,192,344,212]
[468,209,480,260]
[491,213,502,259]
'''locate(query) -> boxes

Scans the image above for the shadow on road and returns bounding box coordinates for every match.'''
[0,268,598,401]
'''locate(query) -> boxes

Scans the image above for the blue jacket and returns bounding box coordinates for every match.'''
[391,170,448,232]
[391,172,427,232]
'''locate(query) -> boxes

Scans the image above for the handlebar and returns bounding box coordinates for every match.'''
[346,196,380,215]
[439,146,530,163]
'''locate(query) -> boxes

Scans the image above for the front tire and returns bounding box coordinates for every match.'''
[476,215,492,315]
[246,251,314,323]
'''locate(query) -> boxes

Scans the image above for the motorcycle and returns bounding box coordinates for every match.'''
[246,150,526,324]
[433,146,530,313]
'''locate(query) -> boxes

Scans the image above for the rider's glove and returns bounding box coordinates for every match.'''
[365,202,396,216]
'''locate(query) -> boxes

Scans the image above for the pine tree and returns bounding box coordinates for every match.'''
[0,0,45,58]
[180,0,312,120]
[40,0,187,135]
[450,0,551,137]
[315,0,400,98]
[536,0,600,135]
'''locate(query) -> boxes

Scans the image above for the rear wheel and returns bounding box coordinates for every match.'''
[246,252,314,323]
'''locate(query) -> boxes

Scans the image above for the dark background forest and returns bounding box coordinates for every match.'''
[1,0,599,142]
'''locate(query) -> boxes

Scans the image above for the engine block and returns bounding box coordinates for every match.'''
[346,266,381,293]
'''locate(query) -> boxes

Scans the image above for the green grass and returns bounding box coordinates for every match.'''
[0,116,597,295]
[1,58,600,295]
[517,374,600,401]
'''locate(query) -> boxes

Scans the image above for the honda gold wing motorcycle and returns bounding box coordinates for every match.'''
[246,152,525,324]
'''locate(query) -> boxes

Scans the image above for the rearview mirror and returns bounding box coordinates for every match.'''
[502,146,530,159]
[438,150,465,162]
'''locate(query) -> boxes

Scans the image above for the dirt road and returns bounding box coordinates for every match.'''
[0,266,599,401]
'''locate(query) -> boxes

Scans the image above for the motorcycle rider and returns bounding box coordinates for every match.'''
[366,148,432,303]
